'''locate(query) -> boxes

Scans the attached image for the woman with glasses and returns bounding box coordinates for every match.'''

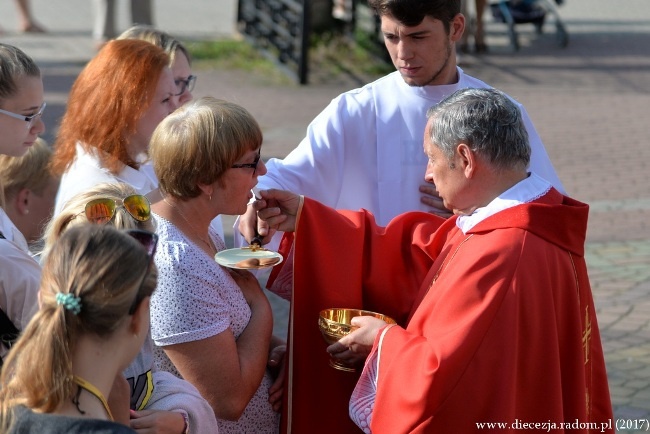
[148,97,283,433]
[0,224,157,433]
[0,43,45,159]
[118,25,196,106]
[42,182,219,434]
[115,25,228,243]
[0,43,45,365]
[51,39,180,216]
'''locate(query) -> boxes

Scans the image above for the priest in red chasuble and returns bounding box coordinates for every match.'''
[257,88,613,433]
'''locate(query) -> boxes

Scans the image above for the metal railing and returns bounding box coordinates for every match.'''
[237,0,311,84]
[237,0,389,84]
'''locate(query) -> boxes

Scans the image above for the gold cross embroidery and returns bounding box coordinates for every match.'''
[582,307,592,365]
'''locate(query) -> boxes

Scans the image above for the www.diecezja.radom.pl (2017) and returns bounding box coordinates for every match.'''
[475,418,649,432]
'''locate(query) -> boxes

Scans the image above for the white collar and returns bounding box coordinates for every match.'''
[0,207,30,252]
[397,67,466,101]
[456,172,552,234]
[75,143,157,191]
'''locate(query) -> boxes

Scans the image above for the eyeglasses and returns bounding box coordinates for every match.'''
[174,75,197,96]
[231,151,261,176]
[0,102,46,129]
[83,195,151,225]
[124,229,159,315]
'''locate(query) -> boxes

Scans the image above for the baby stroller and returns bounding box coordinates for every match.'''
[490,0,569,50]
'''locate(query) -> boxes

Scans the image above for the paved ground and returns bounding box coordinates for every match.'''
[2,0,649,428]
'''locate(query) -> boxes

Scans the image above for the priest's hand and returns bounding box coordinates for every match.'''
[255,189,301,233]
[238,202,275,245]
[327,316,387,366]
[420,183,453,218]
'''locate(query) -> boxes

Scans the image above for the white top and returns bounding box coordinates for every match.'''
[235,67,564,246]
[0,208,40,359]
[150,214,279,434]
[55,143,158,215]
[54,143,225,240]
[146,370,219,434]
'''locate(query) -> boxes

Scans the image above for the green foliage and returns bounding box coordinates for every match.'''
[186,35,392,84]
[187,39,279,73]
[308,31,392,82]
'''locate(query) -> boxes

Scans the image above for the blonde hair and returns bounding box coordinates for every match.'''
[0,224,156,430]
[41,182,154,257]
[0,44,41,208]
[150,97,262,199]
[0,43,40,104]
[0,138,56,202]
[117,24,191,67]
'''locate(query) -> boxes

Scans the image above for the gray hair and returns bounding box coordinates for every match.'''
[426,88,531,171]
[0,43,41,103]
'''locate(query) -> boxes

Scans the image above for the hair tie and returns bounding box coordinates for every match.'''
[56,293,82,315]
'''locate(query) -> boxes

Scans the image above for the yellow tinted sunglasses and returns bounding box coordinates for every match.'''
[84,195,151,225]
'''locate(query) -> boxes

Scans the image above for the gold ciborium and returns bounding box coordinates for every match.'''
[318,308,396,372]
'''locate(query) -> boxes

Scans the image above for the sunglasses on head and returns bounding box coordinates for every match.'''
[84,195,151,224]
[124,229,159,315]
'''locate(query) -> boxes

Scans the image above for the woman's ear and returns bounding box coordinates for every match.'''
[197,183,214,200]
[14,188,32,215]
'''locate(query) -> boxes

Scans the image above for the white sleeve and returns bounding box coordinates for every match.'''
[233,95,354,249]
[0,242,40,330]
[257,95,354,205]
[150,245,231,346]
[519,105,566,194]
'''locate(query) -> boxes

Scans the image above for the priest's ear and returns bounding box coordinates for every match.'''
[455,143,477,179]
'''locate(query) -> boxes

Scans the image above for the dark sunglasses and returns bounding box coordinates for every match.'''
[125,229,159,315]
[84,195,151,224]
[231,151,261,176]
[174,75,197,96]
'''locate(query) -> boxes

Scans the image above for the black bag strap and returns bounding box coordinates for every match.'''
[0,229,21,365]
[0,308,19,345]
[0,307,20,366]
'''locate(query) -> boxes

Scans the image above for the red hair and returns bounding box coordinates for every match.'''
[51,39,169,175]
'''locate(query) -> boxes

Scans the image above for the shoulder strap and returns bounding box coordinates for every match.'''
[0,307,20,366]
[0,230,21,363]
[0,304,19,336]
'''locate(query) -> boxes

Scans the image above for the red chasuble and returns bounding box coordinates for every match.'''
[270,189,613,434]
